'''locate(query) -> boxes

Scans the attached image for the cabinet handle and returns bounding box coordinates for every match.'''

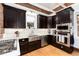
[22,40,25,41]
[61,46,63,48]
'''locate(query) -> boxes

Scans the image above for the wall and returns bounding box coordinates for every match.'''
[2,4,56,40]
[3,29,49,39]
[2,10,49,40]
[71,4,79,48]
[0,4,4,38]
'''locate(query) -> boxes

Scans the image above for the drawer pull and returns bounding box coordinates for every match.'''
[22,40,25,41]
[61,46,63,48]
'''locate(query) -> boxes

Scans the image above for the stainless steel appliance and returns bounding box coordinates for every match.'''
[56,23,72,47]
[41,36,48,47]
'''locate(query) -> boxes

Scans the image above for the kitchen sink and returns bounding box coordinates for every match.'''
[28,35,40,42]
[28,35,38,37]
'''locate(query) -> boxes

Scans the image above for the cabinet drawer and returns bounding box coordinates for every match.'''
[60,45,73,53]
[29,40,41,52]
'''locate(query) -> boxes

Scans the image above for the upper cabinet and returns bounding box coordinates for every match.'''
[3,5,26,28]
[37,14,48,28]
[48,16,56,28]
[56,7,74,24]
[37,14,56,28]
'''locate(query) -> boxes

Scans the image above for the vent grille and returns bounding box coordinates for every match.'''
[53,6,64,12]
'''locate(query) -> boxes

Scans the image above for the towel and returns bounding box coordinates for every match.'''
[61,35,64,43]
[59,35,62,42]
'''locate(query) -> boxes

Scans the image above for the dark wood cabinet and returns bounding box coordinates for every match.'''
[48,16,56,28]
[46,35,74,53]
[51,16,56,28]
[47,35,56,44]
[56,7,74,24]
[19,38,41,55]
[53,43,74,53]
[28,40,41,52]
[19,38,29,55]
[37,14,48,28]
[3,5,26,28]
[37,14,56,28]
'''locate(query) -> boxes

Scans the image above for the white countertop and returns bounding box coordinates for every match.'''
[0,34,56,56]
[0,50,20,56]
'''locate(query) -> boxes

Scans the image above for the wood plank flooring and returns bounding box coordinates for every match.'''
[23,45,79,56]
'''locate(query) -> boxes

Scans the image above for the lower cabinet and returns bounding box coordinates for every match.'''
[19,39,41,55]
[47,35,56,44]
[28,40,41,52]
[60,44,73,53]
[46,35,73,53]
[53,43,73,53]
[19,38,29,55]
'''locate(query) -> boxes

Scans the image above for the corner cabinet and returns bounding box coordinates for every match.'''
[37,14,48,28]
[48,16,56,28]
[56,7,74,24]
[3,4,26,28]
[0,4,4,38]
[37,14,56,28]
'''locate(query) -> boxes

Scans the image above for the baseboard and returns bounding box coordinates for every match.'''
[73,47,79,51]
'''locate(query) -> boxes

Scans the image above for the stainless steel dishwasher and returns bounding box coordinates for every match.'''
[28,35,40,42]
[40,36,48,47]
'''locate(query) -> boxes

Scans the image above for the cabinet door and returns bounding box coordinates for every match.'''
[3,5,26,28]
[47,35,56,44]
[19,38,28,55]
[37,15,48,28]
[52,16,56,28]
[56,7,74,24]
[4,5,17,28]
[29,40,41,52]
[57,11,64,24]
[16,9,26,28]
[62,9,70,23]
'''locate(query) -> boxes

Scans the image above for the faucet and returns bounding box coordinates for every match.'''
[14,31,19,37]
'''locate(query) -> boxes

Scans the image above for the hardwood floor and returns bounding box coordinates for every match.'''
[23,45,79,56]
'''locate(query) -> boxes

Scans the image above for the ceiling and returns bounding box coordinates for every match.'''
[35,3,73,12]
[16,3,73,15]
[37,3,60,10]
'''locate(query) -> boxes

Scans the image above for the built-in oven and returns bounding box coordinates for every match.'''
[56,23,71,31]
[56,32,70,47]
[56,23,71,47]
[56,22,74,53]
[57,26,68,30]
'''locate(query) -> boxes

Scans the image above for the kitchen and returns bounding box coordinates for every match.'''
[0,3,79,56]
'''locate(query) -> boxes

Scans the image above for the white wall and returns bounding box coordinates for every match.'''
[72,4,79,48]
